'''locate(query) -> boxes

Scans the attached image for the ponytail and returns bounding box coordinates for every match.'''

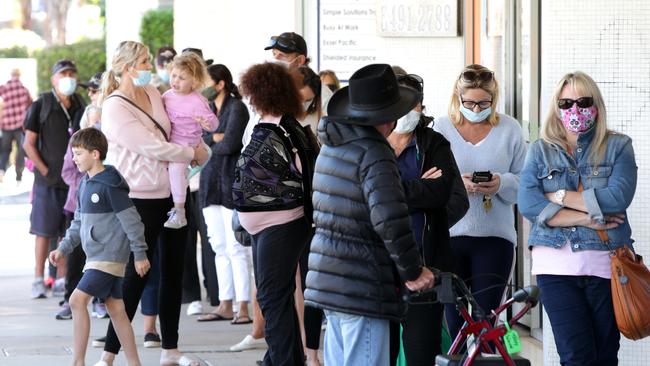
[99,69,119,105]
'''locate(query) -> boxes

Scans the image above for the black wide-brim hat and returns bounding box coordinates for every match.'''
[327,64,422,125]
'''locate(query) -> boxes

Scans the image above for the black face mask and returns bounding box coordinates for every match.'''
[202,86,219,101]
[326,84,338,92]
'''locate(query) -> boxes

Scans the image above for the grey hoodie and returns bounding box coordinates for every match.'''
[58,165,147,276]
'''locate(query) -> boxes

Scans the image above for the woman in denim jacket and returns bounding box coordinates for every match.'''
[518,71,637,365]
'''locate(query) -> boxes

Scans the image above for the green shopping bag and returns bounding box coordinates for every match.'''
[396,324,452,366]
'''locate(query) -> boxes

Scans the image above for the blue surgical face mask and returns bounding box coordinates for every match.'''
[132,70,152,87]
[459,105,492,123]
[156,68,170,84]
[57,77,77,96]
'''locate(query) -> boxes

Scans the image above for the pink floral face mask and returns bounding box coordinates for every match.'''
[561,105,598,133]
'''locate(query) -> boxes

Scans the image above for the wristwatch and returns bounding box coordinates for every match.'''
[554,189,566,206]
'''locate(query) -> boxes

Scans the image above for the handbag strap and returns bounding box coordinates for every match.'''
[107,94,169,141]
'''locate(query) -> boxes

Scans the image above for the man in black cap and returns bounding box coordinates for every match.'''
[23,59,85,299]
[264,32,309,68]
[304,64,435,365]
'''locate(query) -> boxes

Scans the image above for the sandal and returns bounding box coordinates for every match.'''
[231,315,253,325]
[197,312,233,322]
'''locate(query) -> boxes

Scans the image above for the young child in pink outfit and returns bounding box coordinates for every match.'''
[162,52,218,228]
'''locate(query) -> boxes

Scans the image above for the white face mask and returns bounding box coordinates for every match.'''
[270,56,297,69]
[57,77,77,96]
[394,110,421,134]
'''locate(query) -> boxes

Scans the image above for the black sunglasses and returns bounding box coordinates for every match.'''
[557,97,594,109]
[461,70,494,82]
[268,35,298,52]
[397,74,424,92]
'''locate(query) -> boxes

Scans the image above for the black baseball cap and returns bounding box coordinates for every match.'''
[264,32,307,55]
[181,48,213,65]
[52,59,78,75]
[80,72,104,90]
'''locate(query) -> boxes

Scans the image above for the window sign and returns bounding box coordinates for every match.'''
[318,0,461,80]
[318,0,380,80]
[377,0,460,37]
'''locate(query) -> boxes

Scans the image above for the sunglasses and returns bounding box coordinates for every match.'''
[268,35,298,52]
[557,97,594,109]
[397,74,424,92]
[461,70,494,82]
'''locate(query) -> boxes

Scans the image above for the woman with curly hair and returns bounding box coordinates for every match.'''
[235,62,316,366]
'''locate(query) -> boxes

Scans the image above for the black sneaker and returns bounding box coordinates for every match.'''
[92,336,106,348]
[144,332,161,348]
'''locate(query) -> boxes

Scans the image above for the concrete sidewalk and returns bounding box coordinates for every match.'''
[0,275,266,366]
[0,168,266,365]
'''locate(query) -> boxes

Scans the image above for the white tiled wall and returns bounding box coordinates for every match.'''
[541,1,650,364]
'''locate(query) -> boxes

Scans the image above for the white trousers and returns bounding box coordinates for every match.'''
[202,205,251,302]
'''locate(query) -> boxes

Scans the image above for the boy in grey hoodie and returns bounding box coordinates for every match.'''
[49,128,150,366]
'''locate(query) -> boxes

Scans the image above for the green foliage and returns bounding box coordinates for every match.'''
[0,46,30,58]
[139,9,173,55]
[33,39,106,97]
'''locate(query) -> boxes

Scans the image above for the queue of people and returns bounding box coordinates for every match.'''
[6,27,637,366]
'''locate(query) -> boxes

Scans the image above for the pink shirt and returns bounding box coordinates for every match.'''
[162,90,218,146]
[102,85,194,199]
[531,241,612,279]
[238,116,304,235]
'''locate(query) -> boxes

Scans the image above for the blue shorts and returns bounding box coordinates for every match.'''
[29,183,68,238]
[76,269,123,300]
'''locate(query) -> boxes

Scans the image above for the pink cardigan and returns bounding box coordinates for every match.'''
[101,85,194,199]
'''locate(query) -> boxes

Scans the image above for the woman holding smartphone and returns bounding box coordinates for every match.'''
[433,64,527,340]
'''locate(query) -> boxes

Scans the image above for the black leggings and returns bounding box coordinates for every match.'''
[182,191,218,305]
[298,231,324,350]
[389,302,444,366]
[252,217,310,366]
[444,236,514,340]
[103,197,188,352]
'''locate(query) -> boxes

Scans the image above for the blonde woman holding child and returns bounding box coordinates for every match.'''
[96,40,208,366]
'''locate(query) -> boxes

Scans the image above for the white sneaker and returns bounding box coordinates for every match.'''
[186,300,203,316]
[229,334,267,352]
[31,279,46,299]
[163,208,187,229]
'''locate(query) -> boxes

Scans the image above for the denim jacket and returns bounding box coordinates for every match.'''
[518,128,637,251]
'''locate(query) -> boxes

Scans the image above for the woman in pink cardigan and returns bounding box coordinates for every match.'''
[94,41,208,366]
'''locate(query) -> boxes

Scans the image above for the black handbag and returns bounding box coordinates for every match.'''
[231,210,252,247]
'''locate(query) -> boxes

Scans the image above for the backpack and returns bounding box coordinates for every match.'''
[38,90,85,130]
[232,115,317,222]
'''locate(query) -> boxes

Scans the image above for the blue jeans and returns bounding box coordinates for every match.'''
[324,310,390,366]
[537,275,619,366]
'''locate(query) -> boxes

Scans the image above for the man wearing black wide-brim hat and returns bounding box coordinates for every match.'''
[304,64,436,364]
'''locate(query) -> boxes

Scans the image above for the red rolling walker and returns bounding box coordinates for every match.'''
[406,271,539,366]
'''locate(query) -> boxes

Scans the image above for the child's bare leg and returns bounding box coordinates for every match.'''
[69,289,93,366]
[173,202,184,210]
[105,297,141,366]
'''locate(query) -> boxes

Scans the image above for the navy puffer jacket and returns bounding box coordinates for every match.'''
[304,117,423,320]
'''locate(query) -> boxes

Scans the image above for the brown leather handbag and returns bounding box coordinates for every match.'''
[606,239,650,340]
[578,177,650,340]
